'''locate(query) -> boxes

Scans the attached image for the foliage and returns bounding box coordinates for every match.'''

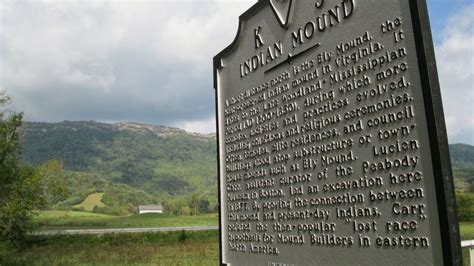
[101,184,157,212]
[73,192,106,212]
[34,211,218,230]
[38,168,160,215]
[451,144,474,193]
[456,193,474,222]
[460,222,474,240]
[36,160,70,208]
[20,121,218,214]
[0,230,219,265]
[450,144,474,223]
[0,93,44,246]
[453,166,474,193]
[20,120,473,219]
[178,230,187,242]
[36,210,114,219]
[21,121,116,170]
[450,143,474,168]
[3,222,474,265]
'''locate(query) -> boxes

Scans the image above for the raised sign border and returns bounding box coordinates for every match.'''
[213,0,462,265]
[408,1,462,264]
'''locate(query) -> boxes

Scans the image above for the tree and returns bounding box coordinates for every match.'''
[198,198,210,214]
[456,193,474,222]
[0,92,43,246]
[189,193,200,216]
[37,160,70,209]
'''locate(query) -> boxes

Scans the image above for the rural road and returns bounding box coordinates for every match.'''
[35,226,218,235]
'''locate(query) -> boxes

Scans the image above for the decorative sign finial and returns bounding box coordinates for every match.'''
[270,0,293,27]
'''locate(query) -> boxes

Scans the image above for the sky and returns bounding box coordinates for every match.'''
[0,0,473,145]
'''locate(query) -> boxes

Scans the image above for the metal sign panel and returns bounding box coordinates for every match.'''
[214,1,461,265]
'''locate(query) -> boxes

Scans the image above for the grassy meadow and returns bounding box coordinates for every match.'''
[460,222,474,240]
[1,223,472,265]
[72,192,106,212]
[0,230,219,265]
[34,211,218,230]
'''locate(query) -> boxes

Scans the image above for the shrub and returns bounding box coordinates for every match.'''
[456,193,474,222]
[178,230,187,242]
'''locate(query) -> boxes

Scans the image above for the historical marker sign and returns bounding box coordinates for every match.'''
[214,0,461,265]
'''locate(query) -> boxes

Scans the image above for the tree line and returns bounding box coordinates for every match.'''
[2,91,473,249]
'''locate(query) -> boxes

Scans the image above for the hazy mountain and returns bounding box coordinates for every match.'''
[449,143,474,193]
[19,121,473,211]
[450,143,474,168]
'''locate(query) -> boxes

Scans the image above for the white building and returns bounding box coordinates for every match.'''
[138,205,163,214]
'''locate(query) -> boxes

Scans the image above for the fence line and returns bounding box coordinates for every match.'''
[462,240,474,266]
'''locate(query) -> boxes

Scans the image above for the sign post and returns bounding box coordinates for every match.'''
[214,1,461,265]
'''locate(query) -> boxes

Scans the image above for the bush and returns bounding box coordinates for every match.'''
[456,192,474,222]
[178,230,187,242]
[0,97,44,247]
[71,207,85,212]
[57,196,83,207]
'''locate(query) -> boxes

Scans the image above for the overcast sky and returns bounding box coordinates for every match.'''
[1,0,473,145]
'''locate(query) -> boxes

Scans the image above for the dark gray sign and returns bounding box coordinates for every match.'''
[213,1,461,265]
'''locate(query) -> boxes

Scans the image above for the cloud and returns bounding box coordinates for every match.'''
[3,0,472,144]
[0,0,254,132]
[435,4,474,144]
[175,115,217,134]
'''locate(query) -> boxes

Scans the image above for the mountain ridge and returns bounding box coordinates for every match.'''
[23,120,216,139]
[20,120,218,214]
[19,120,473,213]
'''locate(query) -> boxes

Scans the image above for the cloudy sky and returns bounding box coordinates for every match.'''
[0,0,473,144]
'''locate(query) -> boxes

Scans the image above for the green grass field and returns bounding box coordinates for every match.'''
[36,210,114,219]
[0,230,219,265]
[460,222,474,240]
[1,222,472,265]
[34,211,218,230]
[72,192,107,211]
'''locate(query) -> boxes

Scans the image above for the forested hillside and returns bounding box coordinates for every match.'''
[450,144,474,193]
[20,121,474,216]
[450,143,474,167]
[20,121,217,215]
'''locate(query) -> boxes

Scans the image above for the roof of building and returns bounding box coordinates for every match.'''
[138,205,163,211]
